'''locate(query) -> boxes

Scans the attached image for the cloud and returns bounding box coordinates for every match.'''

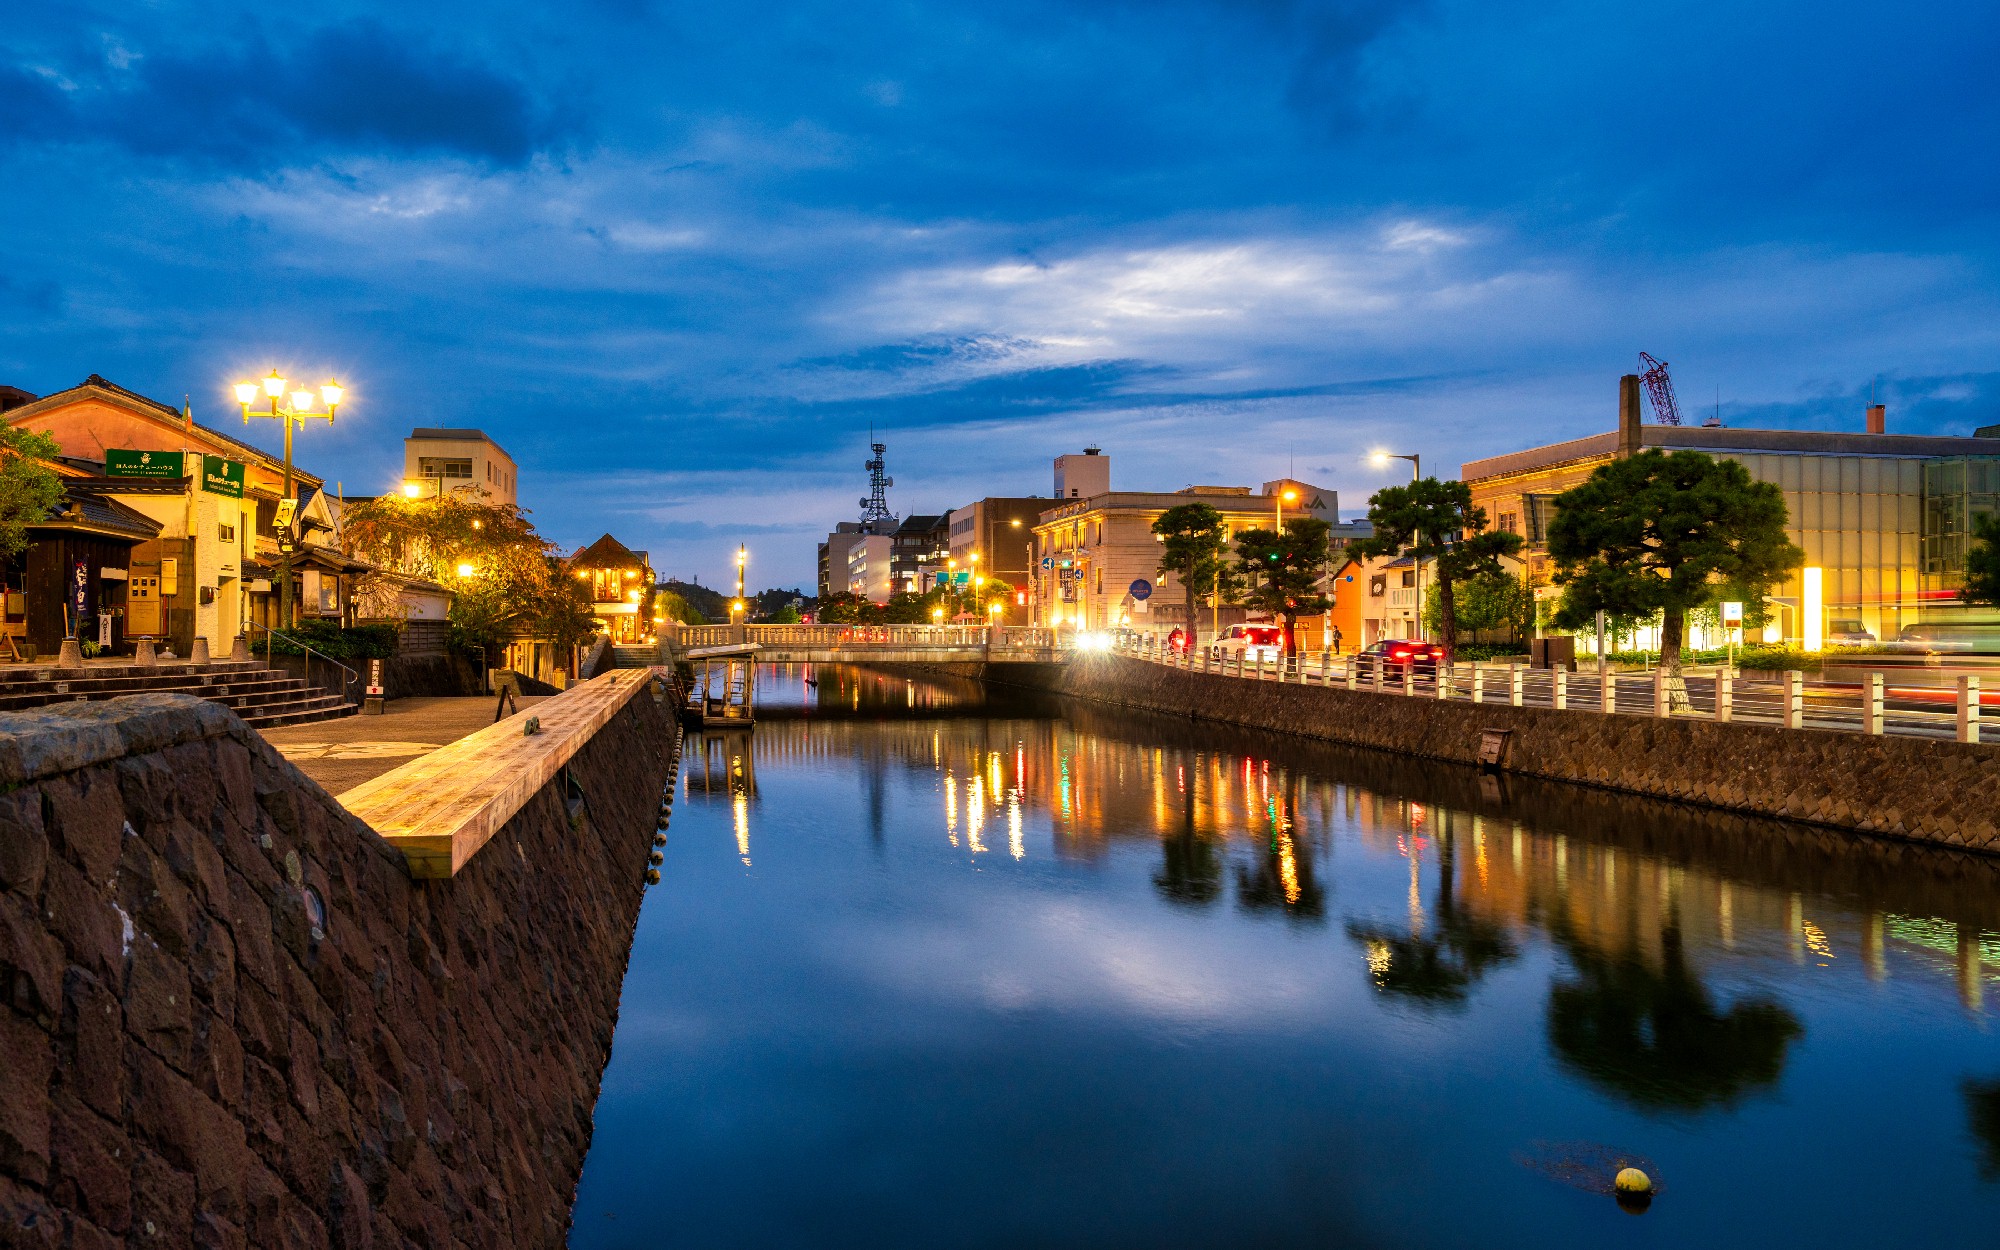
[2,20,569,168]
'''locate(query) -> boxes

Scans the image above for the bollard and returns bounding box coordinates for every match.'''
[1402,666,1416,697]
[1552,668,1567,711]
[1715,671,1732,722]
[1435,663,1451,700]
[1344,659,1357,692]
[1510,664,1525,707]
[1373,656,1385,693]
[1653,669,1669,718]
[1784,669,1804,729]
[1866,671,1884,736]
[1600,670,1615,713]
[1321,650,1332,684]
[1959,675,1981,744]
[1471,663,1484,704]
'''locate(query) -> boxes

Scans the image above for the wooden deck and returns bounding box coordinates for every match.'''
[339,667,665,878]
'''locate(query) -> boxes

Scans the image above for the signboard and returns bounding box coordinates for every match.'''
[70,560,89,629]
[200,455,246,499]
[1721,601,1744,625]
[104,449,185,479]
[1128,578,1153,601]
[274,498,298,530]
[367,658,384,697]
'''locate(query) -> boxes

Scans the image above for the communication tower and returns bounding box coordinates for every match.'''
[859,434,897,530]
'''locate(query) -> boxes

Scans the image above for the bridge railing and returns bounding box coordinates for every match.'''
[664,623,1065,652]
[1105,630,1989,744]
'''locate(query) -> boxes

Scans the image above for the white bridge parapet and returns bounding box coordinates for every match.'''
[662,623,1066,665]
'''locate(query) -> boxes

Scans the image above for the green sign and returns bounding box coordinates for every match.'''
[200,455,246,498]
[104,449,186,479]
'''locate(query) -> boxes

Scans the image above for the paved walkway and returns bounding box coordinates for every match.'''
[259,695,548,794]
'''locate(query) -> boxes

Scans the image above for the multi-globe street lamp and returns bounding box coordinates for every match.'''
[234,370,343,629]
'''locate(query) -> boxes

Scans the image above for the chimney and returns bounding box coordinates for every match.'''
[1617,374,1642,457]
[1866,404,1886,435]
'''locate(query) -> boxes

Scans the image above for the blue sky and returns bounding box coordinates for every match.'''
[5,1,1999,587]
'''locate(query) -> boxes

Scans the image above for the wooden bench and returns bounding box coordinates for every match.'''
[339,667,663,878]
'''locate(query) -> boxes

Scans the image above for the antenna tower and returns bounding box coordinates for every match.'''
[858,433,896,530]
[1637,352,1685,426]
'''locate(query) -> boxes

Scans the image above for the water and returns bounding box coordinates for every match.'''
[573,666,2000,1248]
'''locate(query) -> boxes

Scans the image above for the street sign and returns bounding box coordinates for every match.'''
[1042,557,1053,569]
[200,455,246,498]
[105,449,185,479]
[1721,601,1744,624]
[1129,578,1152,601]
[274,498,297,530]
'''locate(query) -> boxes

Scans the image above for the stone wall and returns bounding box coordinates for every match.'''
[1046,655,2000,853]
[0,689,676,1247]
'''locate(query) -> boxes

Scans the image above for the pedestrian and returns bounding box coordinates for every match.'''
[1331,625,1344,655]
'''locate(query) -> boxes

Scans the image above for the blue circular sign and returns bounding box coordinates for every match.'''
[1128,579,1153,601]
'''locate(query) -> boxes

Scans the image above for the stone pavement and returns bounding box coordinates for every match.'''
[257,694,547,793]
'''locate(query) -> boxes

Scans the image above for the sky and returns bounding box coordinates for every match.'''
[5,1,2000,588]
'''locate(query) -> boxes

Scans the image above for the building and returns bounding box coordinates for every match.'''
[1030,459,1339,632]
[890,514,947,594]
[1463,381,2000,646]
[945,497,1047,622]
[846,534,894,602]
[1053,448,1111,500]
[2,375,357,655]
[403,428,518,507]
[1326,554,1421,651]
[569,533,654,643]
[817,522,869,599]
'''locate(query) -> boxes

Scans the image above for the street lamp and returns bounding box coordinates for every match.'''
[1372,451,1421,481]
[236,370,343,629]
[1276,487,1298,529]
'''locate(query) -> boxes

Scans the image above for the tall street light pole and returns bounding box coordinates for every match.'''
[236,370,341,633]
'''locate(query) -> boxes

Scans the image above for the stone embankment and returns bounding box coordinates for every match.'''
[0,675,678,1247]
[1047,655,2000,853]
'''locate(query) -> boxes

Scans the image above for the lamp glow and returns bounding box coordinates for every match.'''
[320,381,343,408]
[234,383,258,405]
[263,371,286,398]
[402,481,423,499]
[456,562,476,578]
[290,390,314,412]
[1802,567,1823,652]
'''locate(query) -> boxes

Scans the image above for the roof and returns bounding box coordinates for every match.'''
[408,428,514,460]
[569,533,648,570]
[29,490,164,543]
[5,376,325,490]
[1464,424,2000,483]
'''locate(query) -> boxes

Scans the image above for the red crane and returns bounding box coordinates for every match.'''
[1637,352,1684,425]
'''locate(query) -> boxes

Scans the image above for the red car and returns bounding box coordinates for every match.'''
[1361,639,1448,675]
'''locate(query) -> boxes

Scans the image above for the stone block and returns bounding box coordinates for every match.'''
[48,1093,129,1233]
[0,1010,54,1185]
[0,1174,62,1248]
[191,1008,245,1108]
[222,869,277,995]
[125,938,192,1073]
[0,892,64,1023]
[58,969,126,1122]
[128,1144,195,1248]
[117,838,194,960]
[0,790,48,899]
[187,914,237,1026]
[127,1047,199,1173]
[39,773,126,887]
[40,856,121,984]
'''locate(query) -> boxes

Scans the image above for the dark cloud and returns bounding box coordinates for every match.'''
[2,20,567,167]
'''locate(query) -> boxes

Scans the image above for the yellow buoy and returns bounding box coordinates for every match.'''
[1614,1168,1652,1195]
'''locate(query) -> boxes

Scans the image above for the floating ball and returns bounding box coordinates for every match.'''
[648,850,664,866]
[652,832,667,847]
[1614,1168,1652,1196]
[644,868,661,885]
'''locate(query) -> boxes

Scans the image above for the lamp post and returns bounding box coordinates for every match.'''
[235,371,341,630]
[1372,451,1420,482]
[1275,487,1297,529]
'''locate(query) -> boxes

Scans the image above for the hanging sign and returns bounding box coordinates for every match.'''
[105,449,186,479]
[70,560,89,626]
[200,456,246,499]
[1129,578,1153,601]
[274,498,298,531]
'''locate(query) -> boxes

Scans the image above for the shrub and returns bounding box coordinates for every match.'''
[263,620,400,660]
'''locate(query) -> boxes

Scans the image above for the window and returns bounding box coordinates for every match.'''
[218,521,236,544]
[1401,570,1416,587]
[419,457,473,479]
[1498,512,1518,535]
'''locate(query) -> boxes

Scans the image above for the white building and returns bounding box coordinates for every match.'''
[846,534,894,603]
[403,428,519,507]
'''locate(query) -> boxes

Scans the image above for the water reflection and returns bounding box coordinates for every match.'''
[585,670,2000,1248]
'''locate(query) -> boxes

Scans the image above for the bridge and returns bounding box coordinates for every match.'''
[660,623,1069,665]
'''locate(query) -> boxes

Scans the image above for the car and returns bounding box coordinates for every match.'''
[1208,624,1285,662]
[1894,622,2000,654]
[1358,638,1448,676]
[1828,619,1877,644]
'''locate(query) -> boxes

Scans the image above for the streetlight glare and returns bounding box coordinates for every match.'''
[456,562,476,578]
[319,381,343,408]
[233,382,258,405]
[402,481,423,498]
[262,370,286,398]
[290,390,314,412]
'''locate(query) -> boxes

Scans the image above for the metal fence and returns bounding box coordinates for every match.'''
[1112,635,1987,745]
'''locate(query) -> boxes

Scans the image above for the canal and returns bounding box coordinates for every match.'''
[572,666,2000,1248]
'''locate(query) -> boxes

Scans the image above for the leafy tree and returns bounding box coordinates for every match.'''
[1423,570,1532,640]
[818,591,874,624]
[1151,503,1231,650]
[1351,479,1521,654]
[1233,517,1333,652]
[1962,512,2000,607]
[653,587,707,625]
[765,603,803,624]
[1547,450,1802,690]
[0,426,64,560]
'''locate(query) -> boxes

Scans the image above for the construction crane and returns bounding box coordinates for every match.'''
[1637,352,1685,426]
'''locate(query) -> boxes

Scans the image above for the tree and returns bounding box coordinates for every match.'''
[0,426,64,560]
[1422,570,1533,640]
[1962,512,2000,607]
[818,591,874,624]
[1351,478,1521,654]
[1233,517,1333,653]
[1151,503,1231,649]
[1547,450,1803,691]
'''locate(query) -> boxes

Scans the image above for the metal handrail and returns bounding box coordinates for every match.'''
[245,621,362,703]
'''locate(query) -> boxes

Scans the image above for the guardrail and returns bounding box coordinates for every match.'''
[665,624,1063,651]
[1112,634,1987,744]
[247,620,362,703]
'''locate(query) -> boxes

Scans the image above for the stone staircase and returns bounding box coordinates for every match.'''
[0,660,356,729]
[611,643,660,669]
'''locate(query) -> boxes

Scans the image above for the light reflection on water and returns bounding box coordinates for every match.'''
[573,667,2000,1249]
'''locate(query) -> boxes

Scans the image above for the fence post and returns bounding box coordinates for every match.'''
[1470,663,1484,704]
[1435,663,1451,700]
[1715,671,1732,723]
[1510,664,1525,707]
[1784,670,1804,729]
[1600,670,1615,714]
[1345,659,1357,691]
[1866,671,1884,735]
[1402,666,1416,697]
[1959,675,1981,744]
[1552,668,1567,711]
[1322,650,1332,684]
[1373,657,1385,693]
[1653,669,1669,718]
